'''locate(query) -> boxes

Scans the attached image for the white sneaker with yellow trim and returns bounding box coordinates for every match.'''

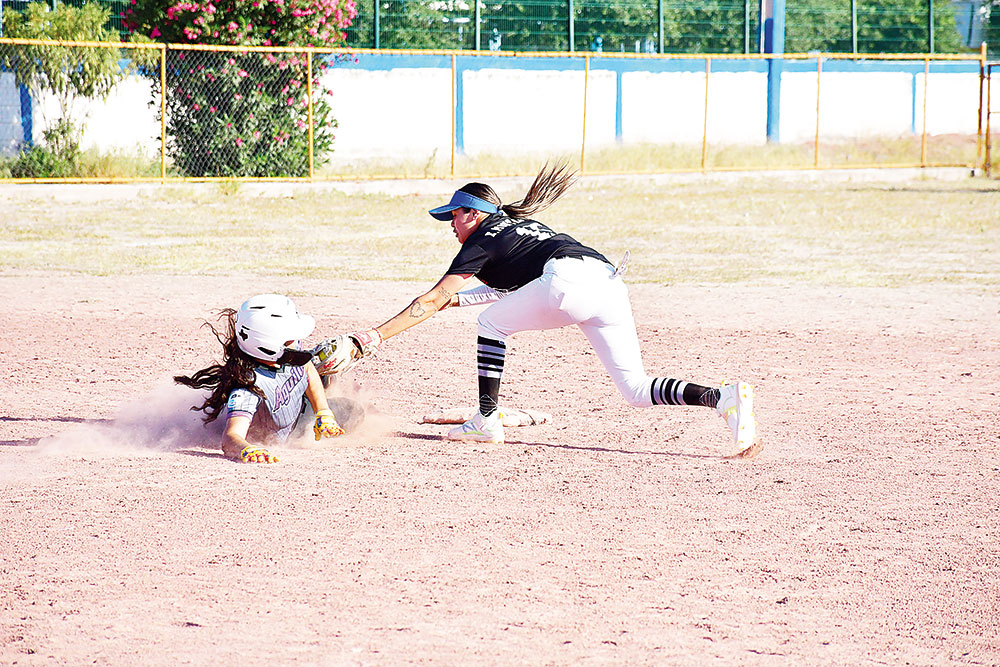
[716,381,760,457]
[445,410,505,444]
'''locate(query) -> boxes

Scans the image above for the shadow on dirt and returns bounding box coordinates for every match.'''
[1,416,112,425]
[395,430,721,459]
[0,437,41,447]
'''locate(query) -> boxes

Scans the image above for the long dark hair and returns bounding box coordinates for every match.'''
[460,161,578,220]
[174,308,264,423]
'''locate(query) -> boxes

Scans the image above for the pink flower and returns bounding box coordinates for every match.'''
[209,106,217,113]
[236,137,244,147]
[192,103,200,110]
[150,26,161,38]
[238,70,248,77]
[234,93,243,100]
[253,131,261,139]
[287,96,294,105]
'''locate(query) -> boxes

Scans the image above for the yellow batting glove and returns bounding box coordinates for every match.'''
[240,446,279,464]
[314,409,345,441]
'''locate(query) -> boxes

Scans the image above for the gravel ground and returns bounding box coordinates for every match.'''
[2,272,998,664]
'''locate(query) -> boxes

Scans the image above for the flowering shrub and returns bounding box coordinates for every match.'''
[125,0,357,177]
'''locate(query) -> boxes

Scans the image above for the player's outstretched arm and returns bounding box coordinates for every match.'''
[375,273,471,342]
[304,364,345,439]
[221,415,279,463]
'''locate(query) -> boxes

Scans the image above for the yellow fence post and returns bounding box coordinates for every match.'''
[987,64,993,178]
[451,53,456,178]
[581,54,590,174]
[307,50,314,180]
[814,56,822,168]
[921,57,929,167]
[977,42,986,172]
[701,57,710,172]
[160,44,167,182]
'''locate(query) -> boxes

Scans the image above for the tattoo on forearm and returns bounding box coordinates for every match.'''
[438,287,454,299]
[409,301,426,318]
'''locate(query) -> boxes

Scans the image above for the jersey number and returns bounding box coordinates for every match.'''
[515,222,554,241]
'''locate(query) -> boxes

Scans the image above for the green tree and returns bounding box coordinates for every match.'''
[373,0,472,49]
[1,2,130,174]
[786,0,962,54]
[984,1,1000,56]
[345,0,964,54]
[661,1,758,54]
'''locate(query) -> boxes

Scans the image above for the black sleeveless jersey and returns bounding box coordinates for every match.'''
[444,213,609,291]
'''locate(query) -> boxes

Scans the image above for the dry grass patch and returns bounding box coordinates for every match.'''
[1,175,997,287]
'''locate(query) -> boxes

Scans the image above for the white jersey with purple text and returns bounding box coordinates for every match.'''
[226,364,309,442]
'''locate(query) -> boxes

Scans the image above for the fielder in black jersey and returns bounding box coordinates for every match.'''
[321,163,761,458]
[445,214,609,292]
[174,294,346,463]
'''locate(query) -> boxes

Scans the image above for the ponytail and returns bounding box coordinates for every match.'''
[457,161,578,220]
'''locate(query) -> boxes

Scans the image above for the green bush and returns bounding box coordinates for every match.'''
[9,146,76,179]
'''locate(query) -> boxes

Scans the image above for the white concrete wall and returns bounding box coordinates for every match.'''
[780,70,982,142]
[462,68,619,154]
[926,72,982,134]
[3,59,984,162]
[622,70,770,145]
[323,68,452,160]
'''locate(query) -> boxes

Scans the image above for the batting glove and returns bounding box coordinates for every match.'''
[314,409,345,440]
[240,446,279,464]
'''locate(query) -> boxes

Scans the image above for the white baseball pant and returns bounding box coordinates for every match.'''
[476,256,656,407]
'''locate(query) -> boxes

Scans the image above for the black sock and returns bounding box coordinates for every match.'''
[650,378,719,408]
[477,336,506,417]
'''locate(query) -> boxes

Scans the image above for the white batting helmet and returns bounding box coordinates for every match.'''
[234,294,316,365]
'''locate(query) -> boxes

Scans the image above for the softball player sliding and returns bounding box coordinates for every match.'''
[324,163,760,457]
[175,294,345,463]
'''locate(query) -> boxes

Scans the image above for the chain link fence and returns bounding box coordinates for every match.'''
[0,39,990,181]
[160,47,323,178]
[341,0,975,54]
[0,39,352,178]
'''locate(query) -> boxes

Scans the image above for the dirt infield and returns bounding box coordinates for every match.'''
[2,270,998,664]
